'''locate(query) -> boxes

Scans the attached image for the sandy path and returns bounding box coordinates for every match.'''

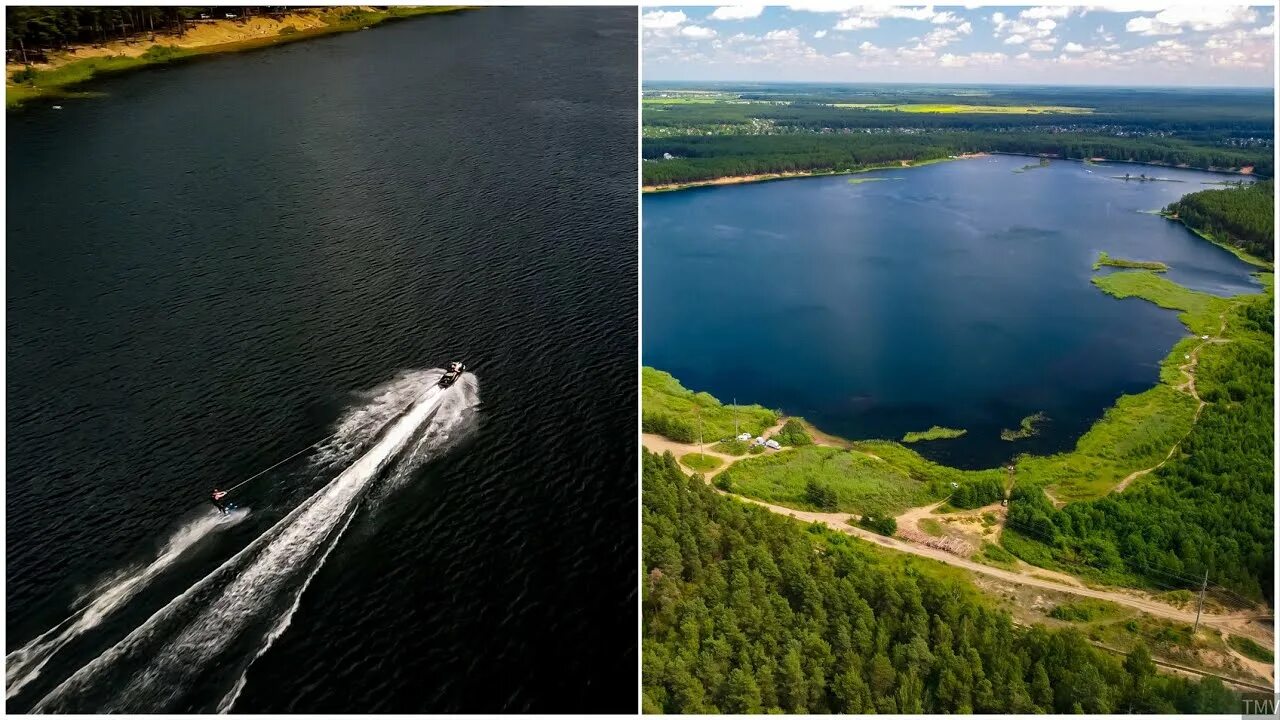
[1112,312,1227,493]
[1223,636,1277,684]
[737,493,1273,642]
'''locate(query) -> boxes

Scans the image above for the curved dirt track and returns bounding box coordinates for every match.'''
[643,433,1273,646]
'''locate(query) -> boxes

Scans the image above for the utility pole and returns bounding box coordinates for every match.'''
[733,397,738,438]
[1193,569,1209,634]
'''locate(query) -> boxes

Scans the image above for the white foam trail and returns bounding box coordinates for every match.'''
[34,372,478,713]
[5,510,247,699]
[310,369,442,470]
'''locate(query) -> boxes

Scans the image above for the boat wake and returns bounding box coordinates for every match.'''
[29,368,479,713]
[5,510,249,699]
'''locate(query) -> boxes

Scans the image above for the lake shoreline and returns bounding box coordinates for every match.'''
[641,153,985,193]
[1156,211,1274,270]
[642,150,1262,194]
[6,7,470,109]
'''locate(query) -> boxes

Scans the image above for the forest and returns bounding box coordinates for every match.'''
[1165,181,1275,262]
[7,7,232,55]
[643,132,1272,185]
[1005,285,1274,602]
[642,85,1274,185]
[643,451,1242,714]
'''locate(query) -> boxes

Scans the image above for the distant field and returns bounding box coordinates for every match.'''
[829,103,1094,114]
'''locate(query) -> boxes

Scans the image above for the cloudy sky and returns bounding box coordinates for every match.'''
[643,5,1276,86]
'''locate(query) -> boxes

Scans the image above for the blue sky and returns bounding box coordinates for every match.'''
[643,5,1277,86]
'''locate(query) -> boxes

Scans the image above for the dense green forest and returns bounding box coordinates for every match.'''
[644,132,1272,185]
[643,451,1241,713]
[642,85,1274,184]
[1165,181,1275,262]
[1005,284,1274,601]
[7,7,221,54]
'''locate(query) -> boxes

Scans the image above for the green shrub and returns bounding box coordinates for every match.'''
[805,480,838,510]
[278,24,298,35]
[140,44,186,62]
[859,512,897,536]
[773,418,812,446]
[11,66,37,84]
[951,477,1006,509]
[712,438,749,456]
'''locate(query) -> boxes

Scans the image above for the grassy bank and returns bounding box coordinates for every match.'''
[1094,252,1169,272]
[7,7,467,109]
[714,444,936,516]
[902,425,967,443]
[642,155,970,193]
[642,367,777,443]
[1092,270,1231,337]
[1001,411,1048,441]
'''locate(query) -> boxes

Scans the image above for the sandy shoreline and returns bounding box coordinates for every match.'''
[641,153,988,193]
[7,7,467,108]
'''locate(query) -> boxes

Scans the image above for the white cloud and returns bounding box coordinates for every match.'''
[708,6,765,21]
[831,5,965,32]
[1064,42,1087,53]
[642,10,686,30]
[956,21,973,35]
[993,12,1059,42]
[939,51,1008,67]
[764,28,800,41]
[1027,39,1057,52]
[834,15,878,31]
[786,2,864,12]
[1127,7,1258,36]
[813,29,828,38]
[681,25,717,39]
[1022,6,1072,20]
[1254,22,1275,37]
[1004,34,1027,45]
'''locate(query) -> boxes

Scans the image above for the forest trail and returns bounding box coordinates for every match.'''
[730,491,1274,644]
[1112,311,1228,494]
[645,426,1273,642]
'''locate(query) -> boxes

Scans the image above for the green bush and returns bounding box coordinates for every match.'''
[858,512,897,536]
[642,411,697,443]
[805,479,838,510]
[773,418,812,446]
[712,438,749,456]
[11,66,37,84]
[140,44,186,62]
[951,477,1006,509]
[278,24,299,35]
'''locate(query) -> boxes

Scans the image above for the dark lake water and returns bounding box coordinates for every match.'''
[7,8,636,713]
[643,155,1260,468]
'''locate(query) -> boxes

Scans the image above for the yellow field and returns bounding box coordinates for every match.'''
[830,103,1093,114]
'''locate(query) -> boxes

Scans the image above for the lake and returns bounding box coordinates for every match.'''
[7,8,636,713]
[642,155,1260,468]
